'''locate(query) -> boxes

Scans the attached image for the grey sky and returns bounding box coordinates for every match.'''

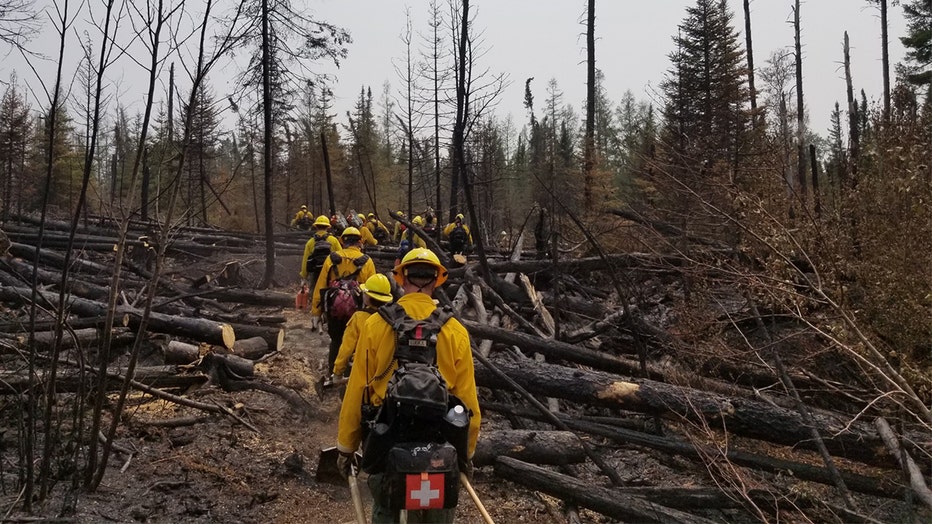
[300,0,906,135]
[2,1,907,139]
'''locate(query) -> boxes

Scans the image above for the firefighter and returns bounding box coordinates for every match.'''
[335,248,480,523]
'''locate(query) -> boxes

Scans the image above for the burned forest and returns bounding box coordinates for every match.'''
[0,207,929,523]
[1,0,930,522]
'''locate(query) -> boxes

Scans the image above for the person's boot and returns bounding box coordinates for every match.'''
[310,316,319,332]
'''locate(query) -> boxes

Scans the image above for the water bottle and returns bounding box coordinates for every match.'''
[443,404,468,429]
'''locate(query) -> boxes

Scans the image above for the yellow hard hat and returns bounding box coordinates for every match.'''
[357,213,365,222]
[393,247,448,286]
[313,215,331,227]
[455,213,464,221]
[300,204,307,210]
[360,273,393,302]
[412,215,424,226]
[341,226,361,239]
[367,213,376,219]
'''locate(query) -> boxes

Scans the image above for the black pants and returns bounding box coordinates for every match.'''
[326,318,348,373]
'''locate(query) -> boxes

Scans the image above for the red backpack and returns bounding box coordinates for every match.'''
[322,253,370,322]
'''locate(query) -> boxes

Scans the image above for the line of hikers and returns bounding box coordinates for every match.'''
[298,230,480,522]
[295,206,474,266]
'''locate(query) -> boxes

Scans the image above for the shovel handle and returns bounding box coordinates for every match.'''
[460,472,494,524]
[348,473,366,524]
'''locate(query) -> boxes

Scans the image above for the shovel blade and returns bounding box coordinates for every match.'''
[316,375,349,401]
[316,446,344,485]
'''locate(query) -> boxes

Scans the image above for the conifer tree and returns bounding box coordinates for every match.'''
[661,0,748,171]
[657,0,748,245]
[897,0,932,100]
[0,78,31,220]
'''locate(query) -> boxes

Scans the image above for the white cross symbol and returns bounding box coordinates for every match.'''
[409,478,440,507]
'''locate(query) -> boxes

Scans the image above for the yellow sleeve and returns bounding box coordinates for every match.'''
[359,258,376,283]
[333,311,369,376]
[299,239,315,279]
[311,256,333,315]
[337,315,396,453]
[442,223,454,237]
[438,319,481,458]
[361,227,377,246]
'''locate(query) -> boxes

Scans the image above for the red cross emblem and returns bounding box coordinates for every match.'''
[405,472,445,509]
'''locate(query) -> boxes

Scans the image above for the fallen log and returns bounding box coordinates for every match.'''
[474,357,898,469]
[0,286,236,349]
[0,365,206,394]
[226,323,284,353]
[197,286,294,308]
[28,327,135,352]
[231,336,271,360]
[874,417,932,510]
[0,255,112,301]
[463,319,652,378]
[449,253,684,279]
[494,456,719,524]
[0,315,118,333]
[164,340,202,364]
[472,429,585,467]
[7,242,129,277]
[199,352,256,382]
[481,402,905,500]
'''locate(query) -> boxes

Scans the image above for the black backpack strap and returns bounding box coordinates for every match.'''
[377,302,407,330]
[378,303,454,366]
[329,253,368,281]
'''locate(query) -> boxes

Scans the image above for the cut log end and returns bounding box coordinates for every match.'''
[220,324,235,350]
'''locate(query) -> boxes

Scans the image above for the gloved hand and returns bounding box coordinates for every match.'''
[337,451,357,479]
[463,459,474,481]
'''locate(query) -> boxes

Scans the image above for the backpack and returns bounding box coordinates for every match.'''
[322,252,370,322]
[306,234,332,276]
[373,224,390,244]
[361,304,470,482]
[449,224,468,251]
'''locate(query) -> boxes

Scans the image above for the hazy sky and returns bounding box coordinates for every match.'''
[296,0,906,135]
[1,1,908,138]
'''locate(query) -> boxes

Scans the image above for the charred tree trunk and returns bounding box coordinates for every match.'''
[474,357,901,468]
[495,457,719,524]
[472,429,586,467]
[743,0,758,125]
[879,0,890,123]
[583,0,595,212]
[463,319,649,377]
[259,0,275,289]
[793,0,807,207]
[0,286,236,349]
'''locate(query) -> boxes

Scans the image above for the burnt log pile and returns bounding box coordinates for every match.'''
[0,216,929,523]
[0,217,302,404]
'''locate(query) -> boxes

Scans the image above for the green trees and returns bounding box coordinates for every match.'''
[897,0,932,96]
[0,78,31,220]
[181,84,222,226]
[661,0,748,172]
[654,0,748,244]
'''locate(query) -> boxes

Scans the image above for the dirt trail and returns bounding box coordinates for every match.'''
[53,304,543,523]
